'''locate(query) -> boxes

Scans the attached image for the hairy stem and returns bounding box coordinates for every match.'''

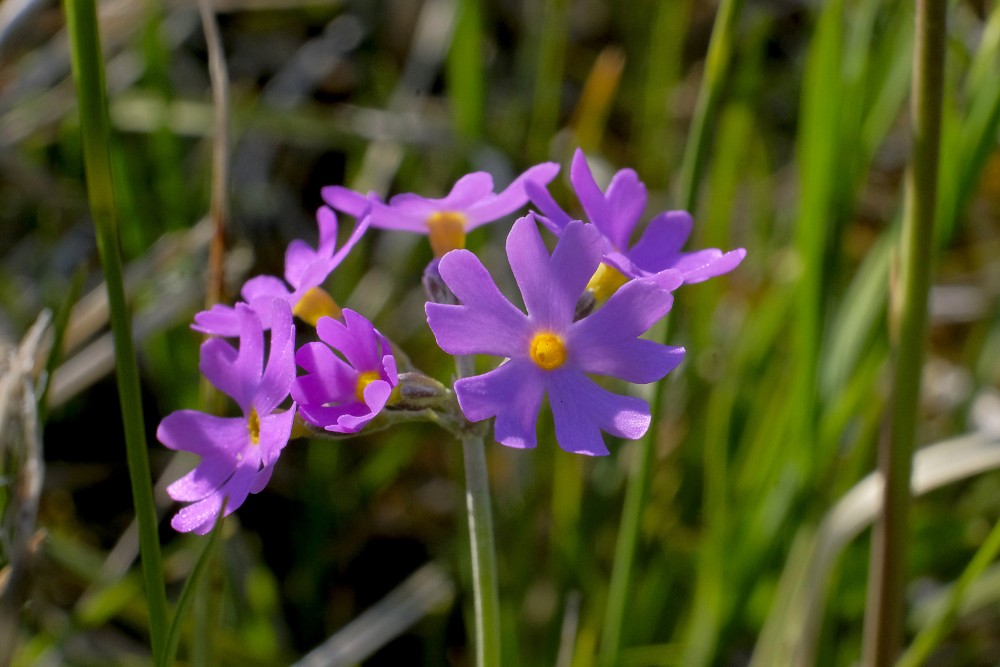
[455,355,501,667]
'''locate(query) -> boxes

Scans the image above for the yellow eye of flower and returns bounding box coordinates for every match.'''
[355,370,382,402]
[293,287,342,327]
[426,211,468,257]
[586,262,628,303]
[529,333,566,370]
[247,408,261,445]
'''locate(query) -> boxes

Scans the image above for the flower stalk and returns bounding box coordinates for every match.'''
[63,0,169,656]
[862,1,946,665]
[455,353,501,667]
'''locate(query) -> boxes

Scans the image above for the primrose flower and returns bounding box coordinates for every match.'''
[322,162,560,257]
[426,216,685,456]
[194,206,370,336]
[526,149,745,298]
[158,299,296,534]
[291,309,399,434]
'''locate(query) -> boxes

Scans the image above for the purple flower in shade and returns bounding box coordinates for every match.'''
[526,149,746,298]
[194,206,370,336]
[321,162,560,257]
[425,216,685,456]
[291,309,399,434]
[158,299,296,534]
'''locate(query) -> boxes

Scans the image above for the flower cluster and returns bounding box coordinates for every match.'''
[159,151,744,531]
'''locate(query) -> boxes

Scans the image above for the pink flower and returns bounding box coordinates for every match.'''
[291,309,399,434]
[527,149,745,293]
[158,300,296,534]
[194,206,369,335]
[322,163,560,256]
[426,216,684,455]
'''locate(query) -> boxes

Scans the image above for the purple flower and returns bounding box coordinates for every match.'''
[526,149,745,295]
[291,309,399,434]
[194,206,370,336]
[322,162,560,257]
[158,299,296,534]
[426,216,685,456]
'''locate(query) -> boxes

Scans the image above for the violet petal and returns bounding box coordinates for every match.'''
[626,210,693,272]
[547,370,651,455]
[454,360,544,449]
[465,162,560,226]
[506,217,601,329]
[601,168,646,250]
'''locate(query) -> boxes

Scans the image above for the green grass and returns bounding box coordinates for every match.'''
[3,0,1000,665]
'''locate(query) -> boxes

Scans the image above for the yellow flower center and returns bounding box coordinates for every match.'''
[247,408,261,445]
[426,211,468,257]
[355,370,382,402]
[293,287,342,327]
[529,332,566,370]
[586,262,629,303]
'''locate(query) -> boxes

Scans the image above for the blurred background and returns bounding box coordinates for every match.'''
[1,0,1000,664]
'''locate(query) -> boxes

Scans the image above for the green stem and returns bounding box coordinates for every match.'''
[598,413,656,667]
[676,0,743,212]
[897,515,1000,667]
[456,355,501,667]
[527,0,568,161]
[600,1,743,663]
[63,0,169,659]
[861,2,945,665]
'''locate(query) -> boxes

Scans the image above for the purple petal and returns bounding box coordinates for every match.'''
[574,337,685,384]
[290,212,371,290]
[212,304,264,413]
[379,341,399,384]
[569,149,609,232]
[547,370,651,455]
[443,171,495,207]
[198,338,242,403]
[170,462,258,535]
[292,342,357,407]
[192,304,241,337]
[524,179,573,232]
[254,299,295,414]
[567,275,685,382]
[285,207,338,288]
[166,456,234,502]
[362,378,393,412]
[571,279,674,343]
[319,379,391,433]
[297,401,366,431]
[454,359,544,449]
[644,269,684,292]
[316,205,340,255]
[256,407,295,468]
[427,249,531,356]
[369,202,433,232]
[676,248,747,284]
[625,210,694,273]
[326,214,372,269]
[506,217,602,329]
[288,259,336,299]
[242,275,292,312]
[250,463,276,494]
[316,309,381,372]
[466,162,560,226]
[601,168,645,249]
[332,415,374,433]
[284,240,321,290]
[171,491,225,534]
[321,185,377,218]
[157,410,249,459]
